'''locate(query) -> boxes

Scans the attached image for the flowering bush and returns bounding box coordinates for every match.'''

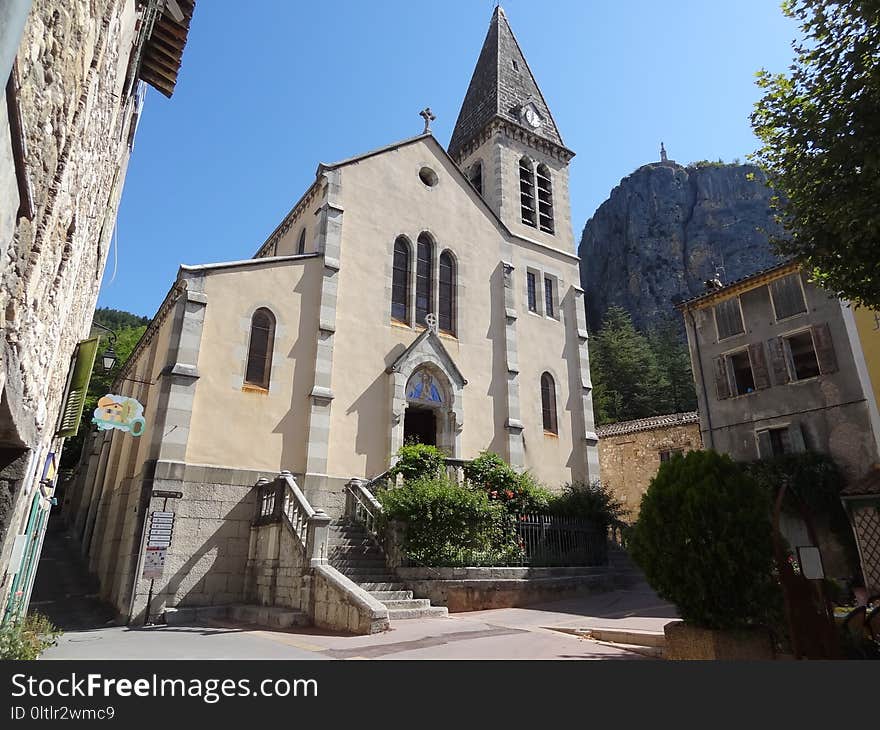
[464,451,553,514]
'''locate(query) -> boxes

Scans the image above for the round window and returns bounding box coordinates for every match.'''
[419,167,439,187]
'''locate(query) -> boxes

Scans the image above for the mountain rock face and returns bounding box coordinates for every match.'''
[579,161,782,332]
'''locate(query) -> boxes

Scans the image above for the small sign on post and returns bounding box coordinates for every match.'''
[142,511,175,578]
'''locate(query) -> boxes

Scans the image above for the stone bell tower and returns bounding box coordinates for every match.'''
[448,6,576,251]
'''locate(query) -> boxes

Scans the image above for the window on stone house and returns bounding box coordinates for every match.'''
[392,236,410,323]
[536,164,554,234]
[784,330,821,380]
[297,229,306,255]
[729,350,755,395]
[469,161,483,196]
[527,271,538,313]
[438,251,456,335]
[245,308,276,389]
[756,425,806,459]
[541,372,558,434]
[769,273,807,321]
[519,157,537,228]
[544,276,555,318]
[659,448,684,463]
[416,233,434,326]
[714,297,744,341]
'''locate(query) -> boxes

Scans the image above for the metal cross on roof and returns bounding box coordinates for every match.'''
[420,107,436,133]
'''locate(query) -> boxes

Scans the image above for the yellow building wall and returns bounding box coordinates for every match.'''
[854,306,880,413]
[185,259,322,471]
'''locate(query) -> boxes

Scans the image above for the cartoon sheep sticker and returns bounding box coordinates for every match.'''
[92,394,146,437]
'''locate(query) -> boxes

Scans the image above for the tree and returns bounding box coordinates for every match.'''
[629,450,783,629]
[648,315,697,414]
[751,0,880,307]
[590,306,668,425]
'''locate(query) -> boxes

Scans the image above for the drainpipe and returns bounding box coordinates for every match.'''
[0,0,32,85]
[687,308,714,449]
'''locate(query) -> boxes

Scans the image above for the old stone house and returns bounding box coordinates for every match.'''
[597,412,702,519]
[0,0,195,621]
[65,6,601,625]
[677,261,880,590]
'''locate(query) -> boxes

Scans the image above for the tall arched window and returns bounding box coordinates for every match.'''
[392,236,410,323]
[519,157,536,228]
[536,164,554,234]
[245,308,276,389]
[416,233,433,326]
[469,161,483,197]
[439,251,455,335]
[297,229,306,254]
[541,372,558,434]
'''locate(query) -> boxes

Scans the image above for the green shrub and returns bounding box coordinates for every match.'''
[378,476,505,564]
[0,612,62,660]
[629,450,783,630]
[550,481,628,530]
[463,451,554,514]
[389,443,446,482]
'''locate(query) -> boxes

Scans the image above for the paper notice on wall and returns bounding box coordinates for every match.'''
[142,547,167,579]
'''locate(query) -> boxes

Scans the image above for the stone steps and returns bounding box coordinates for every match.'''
[164,604,309,630]
[358,581,410,591]
[369,590,414,601]
[380,598,430,610]
[331,519,448,621]
[387,606,449,620]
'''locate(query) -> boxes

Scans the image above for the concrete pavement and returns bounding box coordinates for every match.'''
[43,582,676,660]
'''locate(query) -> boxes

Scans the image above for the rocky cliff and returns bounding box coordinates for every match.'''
[578,161,782,332]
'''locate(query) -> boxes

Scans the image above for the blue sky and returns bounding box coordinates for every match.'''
[101,0,799,317]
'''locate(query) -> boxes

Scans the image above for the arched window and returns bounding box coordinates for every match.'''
[536,164,554,234]
[469,161,483,196]
[519,157,536,228]
[541,372,557,434]
[245,308,275,389]
[439,251,455,335]
[416,233,433,326]
[392,236,410,323]
[297,229,306,255]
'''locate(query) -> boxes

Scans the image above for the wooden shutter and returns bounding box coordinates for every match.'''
[56,338,99,437]
[811,322,838,374]
[756,429,772,459]
[713,356,731,400]
[789,423,807,453]
[749,342,771,389]
[767,337,790,385]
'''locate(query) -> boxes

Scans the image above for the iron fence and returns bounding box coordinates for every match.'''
[400,513,608,568]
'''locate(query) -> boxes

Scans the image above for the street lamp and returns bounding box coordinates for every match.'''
[90,321,118,374]
[89,321,153,385]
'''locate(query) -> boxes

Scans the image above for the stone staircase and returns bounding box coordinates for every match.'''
[329,521,447,620]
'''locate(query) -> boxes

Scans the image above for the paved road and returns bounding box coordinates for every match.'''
[43,584,675,661]
[35,516,676,660]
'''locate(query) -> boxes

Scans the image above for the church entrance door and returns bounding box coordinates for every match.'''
[403,407,436,446]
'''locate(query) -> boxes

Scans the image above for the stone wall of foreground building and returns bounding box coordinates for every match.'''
[0,0,194,620]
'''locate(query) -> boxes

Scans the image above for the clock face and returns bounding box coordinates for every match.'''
[523,104,542,129]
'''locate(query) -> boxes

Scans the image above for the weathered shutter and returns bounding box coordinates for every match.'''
[767,337,790,385]
[749,342,771,389]
[789,423,807,453]
[756,429,772,459]
[811,322,838,374]
[713,356,731,400]
[56,338,99,438]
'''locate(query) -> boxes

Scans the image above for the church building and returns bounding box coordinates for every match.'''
[67,7,600,622]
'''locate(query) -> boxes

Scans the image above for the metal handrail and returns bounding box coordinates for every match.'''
[346,479,382,540]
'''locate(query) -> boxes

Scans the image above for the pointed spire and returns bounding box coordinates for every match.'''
[448,6,567,160]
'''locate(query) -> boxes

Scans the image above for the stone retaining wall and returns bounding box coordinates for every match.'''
[397,566,636,612]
